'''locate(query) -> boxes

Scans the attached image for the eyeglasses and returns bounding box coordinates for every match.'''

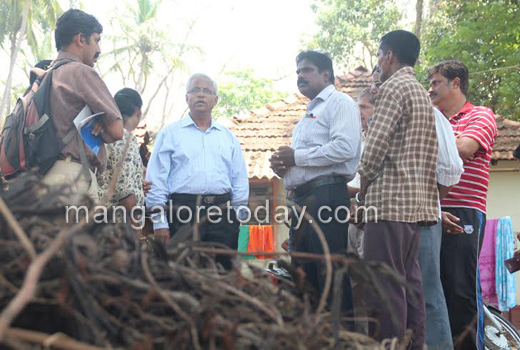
[187,87,216,96]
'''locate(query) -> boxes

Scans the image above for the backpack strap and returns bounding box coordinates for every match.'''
[62,127,76,145]
[33,59,74,120]
[33,59,93,191]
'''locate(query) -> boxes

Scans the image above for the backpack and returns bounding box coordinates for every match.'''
[0,59,76,178]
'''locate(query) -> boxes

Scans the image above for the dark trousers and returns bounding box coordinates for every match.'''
[289,182,353,313]
[440,207,486,350]
[363,221,425,350]
[168,197,240,270]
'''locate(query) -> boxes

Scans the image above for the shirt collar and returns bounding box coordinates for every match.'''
[450,101,474,120]
[387,66,415,82]
[54,51,83,65]
[314,84,335,102]
[307,84,335,111]
[182,114,223,131]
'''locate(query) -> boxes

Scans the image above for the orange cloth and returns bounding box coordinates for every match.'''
[246,225,274,259]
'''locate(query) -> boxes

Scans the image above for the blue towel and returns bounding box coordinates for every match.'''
[496,216,516,311]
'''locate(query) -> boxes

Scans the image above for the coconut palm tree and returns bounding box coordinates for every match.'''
[104,0,201,119]
[0,0,63,121]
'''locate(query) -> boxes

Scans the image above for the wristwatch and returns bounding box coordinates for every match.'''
[355,192,365,206]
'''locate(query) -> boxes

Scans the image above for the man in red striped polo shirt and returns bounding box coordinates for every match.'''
[428,60,497,350]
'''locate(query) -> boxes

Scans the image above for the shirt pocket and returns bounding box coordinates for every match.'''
[212,138,233,177]
[171,142,194,177]
[301,116,329,146]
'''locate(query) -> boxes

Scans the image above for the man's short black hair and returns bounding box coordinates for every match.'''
[114,88,143,121]
[296,50,335,83]
[55,9,103,51]
[29,60,52,86]
[379,30,421,67]
[427,60,470,96]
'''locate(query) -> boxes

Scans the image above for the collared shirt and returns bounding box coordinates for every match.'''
[350,109,463,207]
[146,115,249,230]
[283,84,361,190]
[50,52,122,172]
[441,101,497,213]
[434,107,464,217]
[357,66,439,224]
[97,130,144,207]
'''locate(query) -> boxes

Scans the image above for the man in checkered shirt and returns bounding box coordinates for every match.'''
[357,30,438,349]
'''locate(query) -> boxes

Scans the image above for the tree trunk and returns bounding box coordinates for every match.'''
[137,52,147,94]
[0,0,31,123]
[414,0,424,39]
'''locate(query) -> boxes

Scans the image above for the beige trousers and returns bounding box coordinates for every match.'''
[43,159,99,203]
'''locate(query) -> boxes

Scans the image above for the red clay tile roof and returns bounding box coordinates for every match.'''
[493,117,520,161]
[335,66,372,97]
[229,66,520,178]
[229,66,371,179]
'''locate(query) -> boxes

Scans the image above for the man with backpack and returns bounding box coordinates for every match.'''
[42,9,123,202]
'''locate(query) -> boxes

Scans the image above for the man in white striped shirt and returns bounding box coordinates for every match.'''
[270,50,361,312]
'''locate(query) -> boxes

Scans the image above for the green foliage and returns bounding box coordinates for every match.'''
[308,0,402,69]
[0,0,62,54]
[104,0,201,99]
[214,70,289,119]
[105,0,169,91]
[0,0,62,120]
[421,0,520,119]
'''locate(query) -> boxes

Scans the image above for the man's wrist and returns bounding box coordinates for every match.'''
[355,192,365,206]
[233,205,249,221]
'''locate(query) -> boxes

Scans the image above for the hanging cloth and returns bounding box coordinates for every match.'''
[247,225,275,259]
[257,225,274,259]
[238,225,255,260]
[496,216,516,311]
[479,218,499,306]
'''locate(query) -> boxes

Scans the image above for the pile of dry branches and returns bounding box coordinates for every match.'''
[0,173,410,350]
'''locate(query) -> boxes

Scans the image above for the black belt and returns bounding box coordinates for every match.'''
[170,193,231,205]
[294,175,346,197]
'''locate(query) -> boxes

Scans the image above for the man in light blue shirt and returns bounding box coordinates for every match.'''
[146,73,249,269]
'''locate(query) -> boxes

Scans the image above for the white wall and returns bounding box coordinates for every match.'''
[487,160,520,303]
[487,160,520,229]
